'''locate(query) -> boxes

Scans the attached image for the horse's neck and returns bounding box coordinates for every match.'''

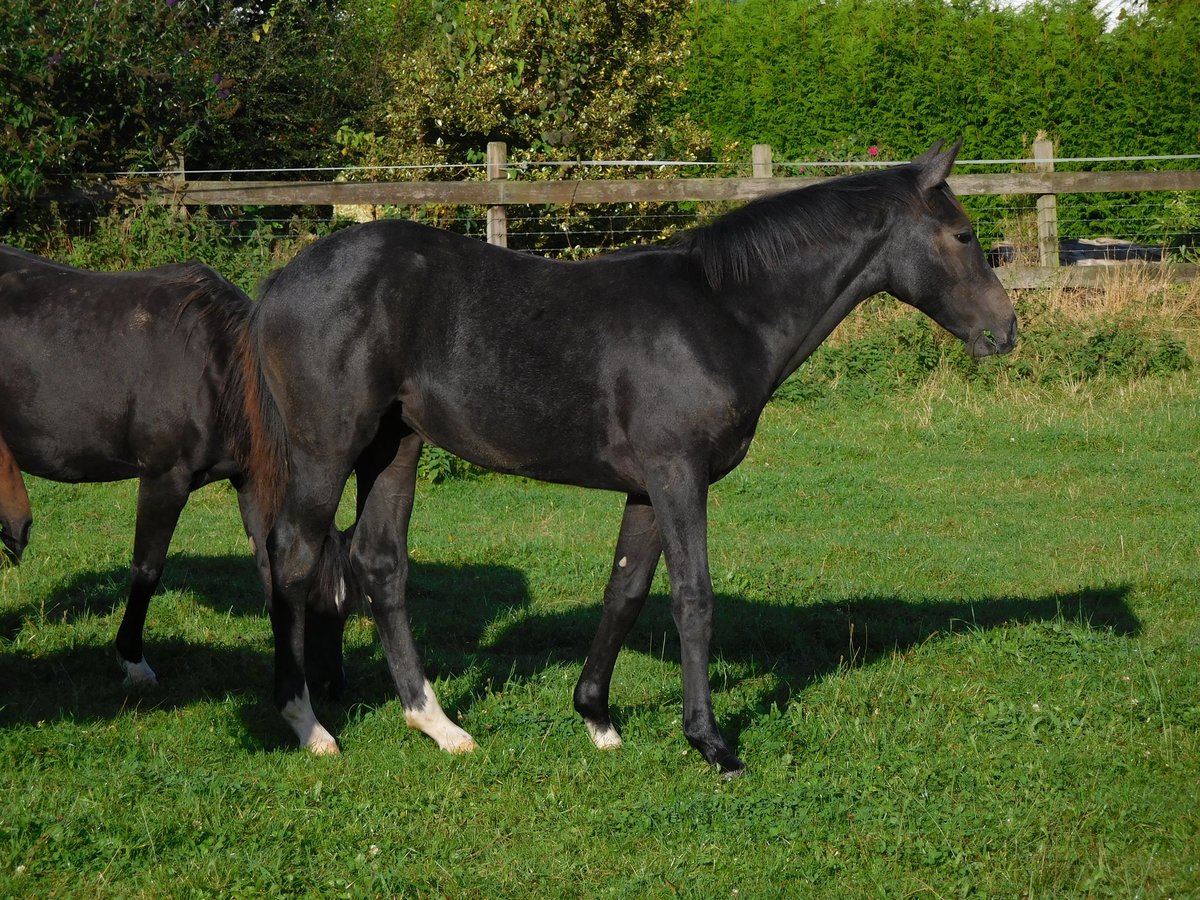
[738,238,890,393]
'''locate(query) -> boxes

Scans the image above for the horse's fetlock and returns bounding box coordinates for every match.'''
[573,681,606,720]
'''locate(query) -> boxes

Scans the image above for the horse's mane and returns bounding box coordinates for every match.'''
[133,264,259,493]
[166,262,252,338]
[672,163,925,291]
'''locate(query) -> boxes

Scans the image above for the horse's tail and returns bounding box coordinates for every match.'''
[305,522,360,695]
[228,314,290,536]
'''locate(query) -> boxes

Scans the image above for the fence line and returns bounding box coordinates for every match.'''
[75,152,1200,180]
[42,142,1200,287]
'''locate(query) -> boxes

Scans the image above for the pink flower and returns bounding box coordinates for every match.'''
[868,146,879,157]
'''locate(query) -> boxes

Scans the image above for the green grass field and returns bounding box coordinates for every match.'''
[2,368,1198,897]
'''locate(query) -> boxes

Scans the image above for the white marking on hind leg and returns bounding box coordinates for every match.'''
[122,657,158,687]
[405,679,476,754]
[585,720,623,750]
[335,576,346,614]
[281,688,340,755]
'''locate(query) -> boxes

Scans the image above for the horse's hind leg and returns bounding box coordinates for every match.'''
[238,483,348,699]
[115,472,191,685]
[573,494,662,750]
[351,428,475,754]
[265,464,347,755]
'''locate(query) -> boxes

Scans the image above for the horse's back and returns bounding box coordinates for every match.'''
[0,249,250,482]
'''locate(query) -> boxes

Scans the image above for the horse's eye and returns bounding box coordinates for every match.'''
[954,230,973,244]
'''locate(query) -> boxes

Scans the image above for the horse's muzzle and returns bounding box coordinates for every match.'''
[968,318,1018,358]
[1,534,23,564]
[1,520,31,564]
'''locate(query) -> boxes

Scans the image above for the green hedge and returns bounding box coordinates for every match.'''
[683,0,1200,163]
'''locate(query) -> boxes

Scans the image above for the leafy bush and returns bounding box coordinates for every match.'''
[7,202,325,296]
[1,0,407,231]
[376,0,705,165]
[418,445,480,484]
[0,0,224,206]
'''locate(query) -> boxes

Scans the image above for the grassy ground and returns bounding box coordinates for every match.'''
[2,359,1197,897]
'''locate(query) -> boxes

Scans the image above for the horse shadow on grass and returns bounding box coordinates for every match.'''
[393,575,1140,754]
[0,550,1140,756]
[0,553,528,750]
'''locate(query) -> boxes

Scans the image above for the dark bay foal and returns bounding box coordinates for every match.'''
[0,246,353,692]
[241,141,1016,769]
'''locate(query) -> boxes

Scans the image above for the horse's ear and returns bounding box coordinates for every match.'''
[915,138,962,191]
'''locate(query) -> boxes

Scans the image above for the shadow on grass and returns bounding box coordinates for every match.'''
[0,552,265,635]
[399,578,1140,752]
[0,550,1139,756]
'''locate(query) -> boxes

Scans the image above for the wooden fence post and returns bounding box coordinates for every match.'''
[163,151,187,217]
[1034,135,1059,268]
[752,144,773,179]
[487,141,508,248]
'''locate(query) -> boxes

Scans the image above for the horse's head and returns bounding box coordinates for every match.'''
[885,140,1017,358]
[0,436,32,565]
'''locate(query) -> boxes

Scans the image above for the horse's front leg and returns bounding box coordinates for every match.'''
[647,466,745,775]
[116,470,191,685]
[350,429,475,754]
[573,493,661,750]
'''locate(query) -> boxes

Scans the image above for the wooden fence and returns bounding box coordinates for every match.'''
[70,141,1200,288]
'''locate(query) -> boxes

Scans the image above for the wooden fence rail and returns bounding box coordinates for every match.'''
[50,142,1200,287]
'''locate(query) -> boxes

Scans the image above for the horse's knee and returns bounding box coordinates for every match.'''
[129,562,164,593]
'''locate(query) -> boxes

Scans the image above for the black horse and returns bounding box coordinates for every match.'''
[0,431,32,563]
[0,246,353,691]
[241,141,1017,770]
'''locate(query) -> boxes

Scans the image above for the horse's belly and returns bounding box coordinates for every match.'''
[11,442,141,483]
[405,408,639,493]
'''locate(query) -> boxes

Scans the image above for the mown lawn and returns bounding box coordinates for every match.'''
[1,372,1197,897]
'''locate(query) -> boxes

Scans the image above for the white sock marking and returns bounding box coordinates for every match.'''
[585,720,623,750]
[282,688,340,755]
[405,679,476,753]
[123,658,158,687]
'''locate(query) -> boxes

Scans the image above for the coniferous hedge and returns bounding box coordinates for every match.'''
[682,0,1200,163]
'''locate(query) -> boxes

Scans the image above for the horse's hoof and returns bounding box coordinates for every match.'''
[713,749,746,778]
[121,657,158,687]
[307,737,341,756]
[441,729,477,754]
[585,720,623,750]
